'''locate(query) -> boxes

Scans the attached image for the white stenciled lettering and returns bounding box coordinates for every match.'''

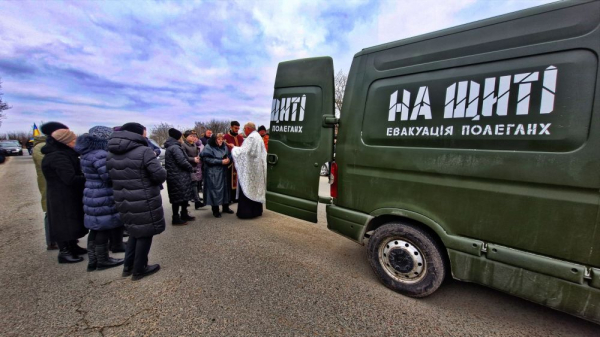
[393,127,400,136]
[430,127,439,136]
[415,127,423,136]
[401,128,407,136]
[389,86,432,121]
[387,128,393,136]
[409,127,415,136]
[462,125,470,136]
[271,95,307,123]
[445,126,453,136]
[483,125,493,135]
[495,124,505,135]
[471,125,482,135]
[527,124,537,135]
[539,123,551,135]
[514,124,526,135]
[422,128,429,136]
[514,71,540,115]
[482,75,511,117]
[541,66,557,115]
[506,124,515,135]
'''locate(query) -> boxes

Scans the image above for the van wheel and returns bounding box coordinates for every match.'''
[367,222,446,298]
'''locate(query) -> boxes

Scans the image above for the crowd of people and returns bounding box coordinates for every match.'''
[32,120,269,281]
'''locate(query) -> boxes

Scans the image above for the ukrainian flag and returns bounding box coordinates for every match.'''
[33,123,41,137]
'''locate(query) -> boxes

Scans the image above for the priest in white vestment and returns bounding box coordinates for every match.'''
[231,122,268,219]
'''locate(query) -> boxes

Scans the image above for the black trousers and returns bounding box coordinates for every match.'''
[88,230,109,245]
[172,202,189,216]
[124,236,153,273]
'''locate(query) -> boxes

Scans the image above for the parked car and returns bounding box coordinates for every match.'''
[0,140,23,156]
[147,138,165,166]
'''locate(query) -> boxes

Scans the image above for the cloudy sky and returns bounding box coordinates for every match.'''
[0,0,554,134]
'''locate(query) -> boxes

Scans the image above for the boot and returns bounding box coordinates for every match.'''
[132,264,161,281]
[58,246,84,264]
[172,214,188,226]
[87,241,97,272]
[181,207,195,222]
[195,201,205,209]
[95,244,124,270]
[222,205,234,214]
[212,206,221,218]
[69,241,88,256]
[110,227,126,253]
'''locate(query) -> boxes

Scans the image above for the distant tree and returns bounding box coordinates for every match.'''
[0,78,11,129]
[193,119,230,136]
[334,70,347,118]
[0,130,32,146]
[149,122,173,146]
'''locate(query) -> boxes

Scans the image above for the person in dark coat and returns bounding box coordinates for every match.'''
[41,125,88,264]
[107,122,166,281]
[200,133,233,218]
[164,128,196,225]
[182,130,204,210]
[75,126,124,272]
[200,129,213,146]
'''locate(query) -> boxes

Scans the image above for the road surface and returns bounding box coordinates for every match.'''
[0,155,597,336]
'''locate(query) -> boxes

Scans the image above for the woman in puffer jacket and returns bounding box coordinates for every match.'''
[75,126,124,271]
[164,128,196,225]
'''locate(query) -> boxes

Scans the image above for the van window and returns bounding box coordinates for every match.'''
[361,50,597,152]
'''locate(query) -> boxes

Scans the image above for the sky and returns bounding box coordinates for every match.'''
[0,0,555,134]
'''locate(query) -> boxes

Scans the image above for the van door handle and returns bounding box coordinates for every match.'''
[267,154,278,165]
[322,115,339,128]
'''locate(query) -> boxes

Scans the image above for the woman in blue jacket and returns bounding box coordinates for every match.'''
[75,126,124,271]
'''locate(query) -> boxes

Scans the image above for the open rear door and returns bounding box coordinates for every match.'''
[266,57,336,223]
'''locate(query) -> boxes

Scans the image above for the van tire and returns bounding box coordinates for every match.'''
[367,222,446,298]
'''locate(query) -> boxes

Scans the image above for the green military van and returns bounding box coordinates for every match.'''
[265,0,600,323]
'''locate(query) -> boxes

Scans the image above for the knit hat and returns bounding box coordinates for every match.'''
[258,125,267,132]
[169,128,182,140]
[89,126,113,140]
[121,122,145,135]
[41,122,69,136]
[52,129,77,145]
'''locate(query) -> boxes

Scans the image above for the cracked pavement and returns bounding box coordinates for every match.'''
[0,155,598,336]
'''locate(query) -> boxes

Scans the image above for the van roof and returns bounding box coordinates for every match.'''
[354,0,590,58]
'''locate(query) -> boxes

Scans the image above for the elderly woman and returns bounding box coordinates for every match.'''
[200,133,233,218]
[75,126,124,271]
[41,123,88,263]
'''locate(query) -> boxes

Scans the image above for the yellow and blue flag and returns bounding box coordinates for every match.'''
[33,123,41,137]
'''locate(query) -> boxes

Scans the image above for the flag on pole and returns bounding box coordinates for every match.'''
[33,123,41,137]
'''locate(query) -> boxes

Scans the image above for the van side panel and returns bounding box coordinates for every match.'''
[337,0,600,270]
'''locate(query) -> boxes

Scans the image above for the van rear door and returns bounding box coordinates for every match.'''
[266,57,336,223]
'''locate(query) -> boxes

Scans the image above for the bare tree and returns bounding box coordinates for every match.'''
[1,130,32,146]
[149,122,173,146]
[194,119,230,135]
[0,78,11,128]
[334,70,347,118]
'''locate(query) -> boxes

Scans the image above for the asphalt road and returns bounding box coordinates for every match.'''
[0,155,598,336]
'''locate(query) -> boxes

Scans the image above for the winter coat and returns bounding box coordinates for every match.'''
[75,134,123,231]
[182,140,203,181]
[200,137,231,206]
[164,137,194,204]
[41,138,88,242]
[107,131,167,238]
[32,136,47,212]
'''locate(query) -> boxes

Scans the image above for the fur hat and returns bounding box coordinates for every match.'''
[183,130,197,138]
[41,122,68,136]
[52,129,77,145]
[121,122,145,135]
[169,128,182,140]
[89,126,113,140]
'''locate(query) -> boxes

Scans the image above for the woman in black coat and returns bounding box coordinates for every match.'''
[107,123,166,281]
[41,127,88,264]
[164,128,195,225]
[200,133,233,218]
